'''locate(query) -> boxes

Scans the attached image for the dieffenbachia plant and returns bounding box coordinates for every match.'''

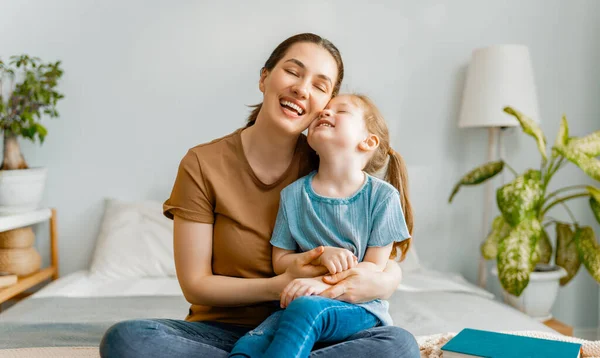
[449,107,600,296]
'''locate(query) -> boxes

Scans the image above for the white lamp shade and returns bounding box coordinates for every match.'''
[458,45,540,128]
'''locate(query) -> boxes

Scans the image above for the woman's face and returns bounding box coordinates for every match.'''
[259,42,339,135]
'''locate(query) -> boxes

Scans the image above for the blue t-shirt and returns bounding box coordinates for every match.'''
[270,171,411,326]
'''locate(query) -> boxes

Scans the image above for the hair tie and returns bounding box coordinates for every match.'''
[388,148,394,156]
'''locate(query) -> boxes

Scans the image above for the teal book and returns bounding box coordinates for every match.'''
[441,328,582,358]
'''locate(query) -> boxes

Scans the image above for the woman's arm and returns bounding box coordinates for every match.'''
[175,216,325,307]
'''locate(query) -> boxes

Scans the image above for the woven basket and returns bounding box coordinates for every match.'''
[0,247,41,276]
[0,227,35,249]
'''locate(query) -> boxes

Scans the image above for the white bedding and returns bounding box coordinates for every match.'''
[0,267,554,350]
[32,271,183,298]
[33,268,492,299]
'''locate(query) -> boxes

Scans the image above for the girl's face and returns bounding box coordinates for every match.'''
[307,95,371,154]
[259,42,339,135]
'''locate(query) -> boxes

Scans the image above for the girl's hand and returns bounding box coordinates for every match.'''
[280,277,332,308]
[285,246,329,279]
[315,247,358,274]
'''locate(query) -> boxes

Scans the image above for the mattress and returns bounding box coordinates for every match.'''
[0,269,553,349]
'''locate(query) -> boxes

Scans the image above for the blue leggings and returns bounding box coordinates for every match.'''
[229,296,416,358]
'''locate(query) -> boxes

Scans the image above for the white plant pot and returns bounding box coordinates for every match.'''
[0,168,48,215]
[491,265,567,321]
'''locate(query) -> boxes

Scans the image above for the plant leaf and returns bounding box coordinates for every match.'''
[498,218,541,296]
[590,198,600,225]
[555,223,581,286]
[504,107,547,162]
[496,169,544,226]
[552,115,569,158]
[554,145,600,181]
[537,229,552,265]
[448,161,504,203]
[587,186,600,203]
[555,115,570,148]
[481,216,511,259]
[575,226,600,284]
[570,130,600,157]
[34,123,46,143]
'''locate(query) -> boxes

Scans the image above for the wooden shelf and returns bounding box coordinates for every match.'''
[0,267,56,303]
[0,208,59,306]
[543,318,573,336]
[0,208,52,232]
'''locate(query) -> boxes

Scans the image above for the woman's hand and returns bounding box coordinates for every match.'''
[285,246,330,279]
[280,277,332,308]
[319,260,402,303]
[313,247,358,274]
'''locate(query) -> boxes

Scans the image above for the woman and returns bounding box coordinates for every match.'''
[99,33,419,358]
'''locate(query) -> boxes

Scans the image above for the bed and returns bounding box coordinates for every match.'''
[0,199,556,355]
[0,269,554,349]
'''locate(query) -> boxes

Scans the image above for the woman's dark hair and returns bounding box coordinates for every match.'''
[246,33,344,127]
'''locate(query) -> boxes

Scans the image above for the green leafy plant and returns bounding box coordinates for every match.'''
[449,107,600,296]
[0,55,64,170]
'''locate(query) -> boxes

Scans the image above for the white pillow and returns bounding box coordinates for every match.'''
[88,197,422,279]
[89,198,175,279]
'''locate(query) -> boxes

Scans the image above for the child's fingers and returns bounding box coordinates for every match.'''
[346,255,356,269]
[281,281,301,308]
[294,284,312,299]
[280,282,293,308]
[283,284,300,308]
[325,261,337,274]
[333,259,343,273]
[338,261,346,272]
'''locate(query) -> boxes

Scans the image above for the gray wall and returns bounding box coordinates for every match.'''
[1,0,599,329]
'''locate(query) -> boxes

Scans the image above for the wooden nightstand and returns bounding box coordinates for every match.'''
[0,208,59,311]
[543,318,573,336]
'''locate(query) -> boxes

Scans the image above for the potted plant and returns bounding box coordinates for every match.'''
[0,55,64,214]
[448,107,600,319]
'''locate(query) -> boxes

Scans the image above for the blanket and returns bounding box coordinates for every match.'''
[0,347,98,358]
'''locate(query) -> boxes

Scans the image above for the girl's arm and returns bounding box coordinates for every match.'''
[272,246,353,275]
[174,216,324,307]
[356,243,394,272]
[272,247,309,275]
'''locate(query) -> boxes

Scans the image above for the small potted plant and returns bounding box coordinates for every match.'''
[0,55,64,214]
[448,107,600,319]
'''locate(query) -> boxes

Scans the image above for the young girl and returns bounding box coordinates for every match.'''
[229,93,415,358]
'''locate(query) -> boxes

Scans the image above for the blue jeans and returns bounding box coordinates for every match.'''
[230,296,384,358]
[99,307,419,358]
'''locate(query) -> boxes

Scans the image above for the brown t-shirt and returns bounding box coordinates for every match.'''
[163,127,314,326]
